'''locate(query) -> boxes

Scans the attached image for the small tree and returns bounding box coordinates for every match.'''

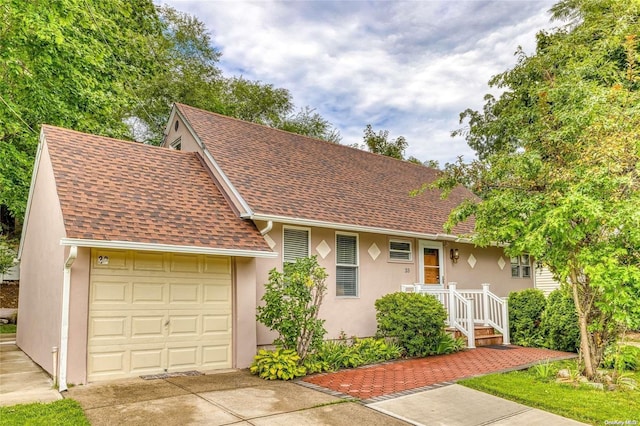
[256,256,328,361]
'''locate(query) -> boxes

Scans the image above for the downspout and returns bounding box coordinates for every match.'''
[59,246,77,392]
[259,220,273,236]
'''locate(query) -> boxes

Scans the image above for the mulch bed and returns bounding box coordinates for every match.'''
[0,281,19,308]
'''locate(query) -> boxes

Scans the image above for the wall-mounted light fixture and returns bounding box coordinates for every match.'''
[450,248,460,263]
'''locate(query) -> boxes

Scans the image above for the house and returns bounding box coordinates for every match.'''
[18,104,534,389]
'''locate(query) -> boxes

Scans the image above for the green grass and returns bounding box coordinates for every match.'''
[0,399,89,426]
[459,361,640,425]
[0,324,17,334]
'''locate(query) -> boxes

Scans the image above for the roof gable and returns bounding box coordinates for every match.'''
[42,125,271,253]
[175,104,475,236]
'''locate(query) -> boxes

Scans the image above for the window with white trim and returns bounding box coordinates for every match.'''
[511,254,531,278]
[169,137,182,150]
[283,227,310,264]
[389,239,412,261]
[336,233,358,297]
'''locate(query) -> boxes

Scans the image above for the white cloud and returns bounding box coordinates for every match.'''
[159,0,558,164]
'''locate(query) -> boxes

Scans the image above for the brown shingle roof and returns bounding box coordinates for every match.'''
[177,104,475,236]
[43,125,270,252]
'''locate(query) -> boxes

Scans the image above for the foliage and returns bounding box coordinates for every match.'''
[0,235,17,274]
[256,256,328,361]
[0,324,17,334]
[375,292,447,357]
[0,399,90,426]
[531,359,557,381]
[459,360,640,425]
[1,2,339,222]
[602,345,640,372]
[303,337,402,373]
[249,348,306,380]
[435,0,640,379]
[508,289,546,347]
[541,289,580,352]
[362,124,408,160]
[433,332,466,355]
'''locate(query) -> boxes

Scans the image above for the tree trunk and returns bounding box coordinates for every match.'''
[570,269,597,379]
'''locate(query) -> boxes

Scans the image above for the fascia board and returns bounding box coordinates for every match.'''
[60,238,277,258]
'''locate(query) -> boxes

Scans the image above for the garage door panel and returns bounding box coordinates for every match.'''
[92,281,129,304]
[131,282,166,304]
[170,254,200,273]
[133,252,166,271]
[131,315,166,338]
[204,257,231,275]
[169,283,200,303]
[93,250,128,270]
[89,316,128,341]
[89,250,233,381]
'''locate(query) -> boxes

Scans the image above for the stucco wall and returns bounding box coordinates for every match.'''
[254,224,535,346]
[445,243,534,297]
[67,247,91,385]
[234,257,257,368]
[17,142,67,375]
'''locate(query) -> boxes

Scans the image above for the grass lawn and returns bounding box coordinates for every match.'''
[459,361,640,425]
[0,399,89,426]
[0,324,17,334]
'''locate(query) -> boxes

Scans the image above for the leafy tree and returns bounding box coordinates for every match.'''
[1,2,339,222]
[256,256,328,361]
[362,124,408,159]
[436,0,640,379]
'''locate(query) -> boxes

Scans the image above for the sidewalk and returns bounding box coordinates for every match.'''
[0,338,62,406]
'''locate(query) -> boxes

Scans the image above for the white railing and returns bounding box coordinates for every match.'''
[401,282,510,347]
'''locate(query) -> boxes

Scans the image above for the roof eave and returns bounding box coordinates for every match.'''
[248,213,474,244]
[60,238,277,258]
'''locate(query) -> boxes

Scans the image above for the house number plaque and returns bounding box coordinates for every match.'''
[97,256,109,265]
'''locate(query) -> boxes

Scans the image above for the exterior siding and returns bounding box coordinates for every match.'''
[17,142,67,375]
[534,266,561,296]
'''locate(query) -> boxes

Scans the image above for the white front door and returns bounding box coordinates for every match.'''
[419,241,444,288]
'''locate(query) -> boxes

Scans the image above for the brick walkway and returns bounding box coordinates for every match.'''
[301,346,575,401]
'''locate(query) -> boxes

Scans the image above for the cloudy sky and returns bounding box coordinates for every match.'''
[160,0,560,164]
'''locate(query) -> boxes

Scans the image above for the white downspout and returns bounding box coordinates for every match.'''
[59,246,77,392]
[259,220,273,236]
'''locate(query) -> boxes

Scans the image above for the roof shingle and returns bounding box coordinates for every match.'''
[43,125,270,252]
[177,104,475,236]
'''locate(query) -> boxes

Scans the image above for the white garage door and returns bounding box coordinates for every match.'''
[87,249,232,382]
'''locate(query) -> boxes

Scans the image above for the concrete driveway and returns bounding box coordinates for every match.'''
[64,370,408,426]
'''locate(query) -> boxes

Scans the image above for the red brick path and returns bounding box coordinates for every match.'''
[301,346,574,400]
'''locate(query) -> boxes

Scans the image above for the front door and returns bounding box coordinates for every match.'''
[419,241,444,287]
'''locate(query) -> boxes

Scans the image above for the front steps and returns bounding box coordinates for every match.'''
[448,325,504,347]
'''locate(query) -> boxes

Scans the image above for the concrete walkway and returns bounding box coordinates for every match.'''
[0,338,62,406]
[64,371,407,425]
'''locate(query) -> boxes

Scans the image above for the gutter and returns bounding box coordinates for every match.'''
[258,220,273,236]
[59,246,77,392]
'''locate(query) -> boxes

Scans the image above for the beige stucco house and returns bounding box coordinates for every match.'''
[18,104,534,389]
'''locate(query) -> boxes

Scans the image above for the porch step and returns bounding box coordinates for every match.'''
[448,326,504,347]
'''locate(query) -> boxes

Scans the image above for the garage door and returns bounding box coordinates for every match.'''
[87,249,232,381]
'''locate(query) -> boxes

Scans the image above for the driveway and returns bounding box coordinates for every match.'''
[64,370,408,426]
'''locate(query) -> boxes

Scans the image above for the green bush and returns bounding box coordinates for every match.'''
[433,332,466,355]
[256,256,328,361]
[249,348,307,380]
[508,288,546,347]
[375,292,447,356]
[541,289,580,352]
[304,337,402,373]
[602,345,640,371]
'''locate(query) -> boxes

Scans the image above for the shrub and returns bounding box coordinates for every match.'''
[541,289,580,352]
[375,292,447,356]
[602,345,640,372]
[304,337,402,373]
[256,256,328,361]
[249,348,306,380]
[508,288,546,347]
[433,332,466,355]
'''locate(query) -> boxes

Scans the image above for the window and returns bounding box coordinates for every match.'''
[169,137,182,150]
[283,227,310,264]
[336,233,358,297]
[511,255,531,278]
[389,240,412,261]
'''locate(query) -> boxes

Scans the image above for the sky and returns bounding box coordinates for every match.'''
[159,0,560,165]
